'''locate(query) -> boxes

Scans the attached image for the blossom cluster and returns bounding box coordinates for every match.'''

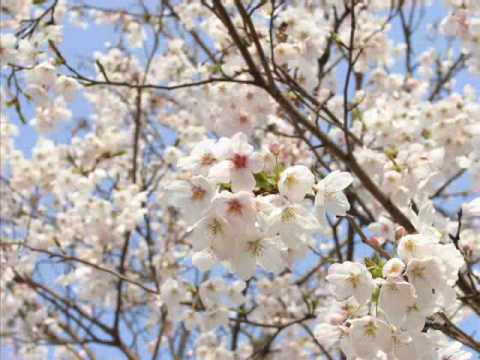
[166,132,353,280]
[321,223,465,359]
[441,0,480,74]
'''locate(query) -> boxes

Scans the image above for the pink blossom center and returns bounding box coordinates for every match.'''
[232,154,248,169]
[191,186,206,201]
[238,114,249,124]
[227,199,243,214]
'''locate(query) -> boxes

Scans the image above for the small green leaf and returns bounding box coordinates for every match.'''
[365,255,385,279]
[324,256,337,264]
[237,306,247,316]
[371,287,380,304]
[352,108,363,121]
[219,183,232,192]
[187,285,197,294]
[331,32,346,47]
[384,147,398,160]
[208,64,223,74]
[254,171,277,192]
[15,101,27,124]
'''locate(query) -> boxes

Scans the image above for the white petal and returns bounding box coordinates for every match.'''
[352,274,375,305]
[379,281,415,328]
[323,171,353,192]
[393,334,417,360]
[231,250,257,280]
[248,152,264,173]
[326,191,350,216]
[192,249,217,272]
[208,161,232,184]
[350,316,392,358]
[230,169,256,192]
[258,238,285,274]
[403,304,427,333]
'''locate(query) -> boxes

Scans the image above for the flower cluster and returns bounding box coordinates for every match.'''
[441,1,480,74]
[167,132,353,280]
[321,222,466,359]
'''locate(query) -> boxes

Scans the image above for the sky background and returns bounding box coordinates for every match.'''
[1,0,479,359]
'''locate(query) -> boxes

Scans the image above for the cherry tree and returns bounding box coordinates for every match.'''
[1,0,480,359]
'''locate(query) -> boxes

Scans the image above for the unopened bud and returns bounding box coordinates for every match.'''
[269,142,281,155]
[395,226,407,241]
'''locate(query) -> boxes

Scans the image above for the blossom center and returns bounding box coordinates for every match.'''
[409,264,425,279]
[281,207,296,223]
[407,303,420,313]
[208,219,224,236]
[390,263,401,274]
[404,239,416,254]
[246,239,264,257]
[191,185,206,201]
[201,153,216,166]
[232,154,248,169]
[363,321,378,337]
[285,174,298,188]
[228,199,243,215]
[348,273,361,288]
[238,114,249,124]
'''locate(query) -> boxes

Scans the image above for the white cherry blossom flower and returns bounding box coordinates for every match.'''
[212,190,257,232]
[349,316,393,358]
[406,257,446,308]
[314,171,353,223]
[209,133,264,192]
[326,261,375,305]
[230,233,285,280]
[379,280,428,332]
[177,139,219,176]
[382,258,406,279]
[278,165,315,202]
[192,248,218,272]
[389,331,417,360]
[55,75,80,102]
[199,279,227,308]
[368,215,395,246]
[160,279,184,310]
[225,280,246,307]
[0,33,17,64]
[397,234,437,262]
[459,229,480,260]
[191,212,233,261]
[438,341,473,360]
[266,201,319,250]
[27,62,57,89]
[166,175,215,224]
[200,307,230,331]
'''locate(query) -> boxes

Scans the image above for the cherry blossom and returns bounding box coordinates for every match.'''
[326,261,376,305]
[348,316,393,358]
[278,165,315,202]
[314,171,353,223]
[209,132,264,192]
